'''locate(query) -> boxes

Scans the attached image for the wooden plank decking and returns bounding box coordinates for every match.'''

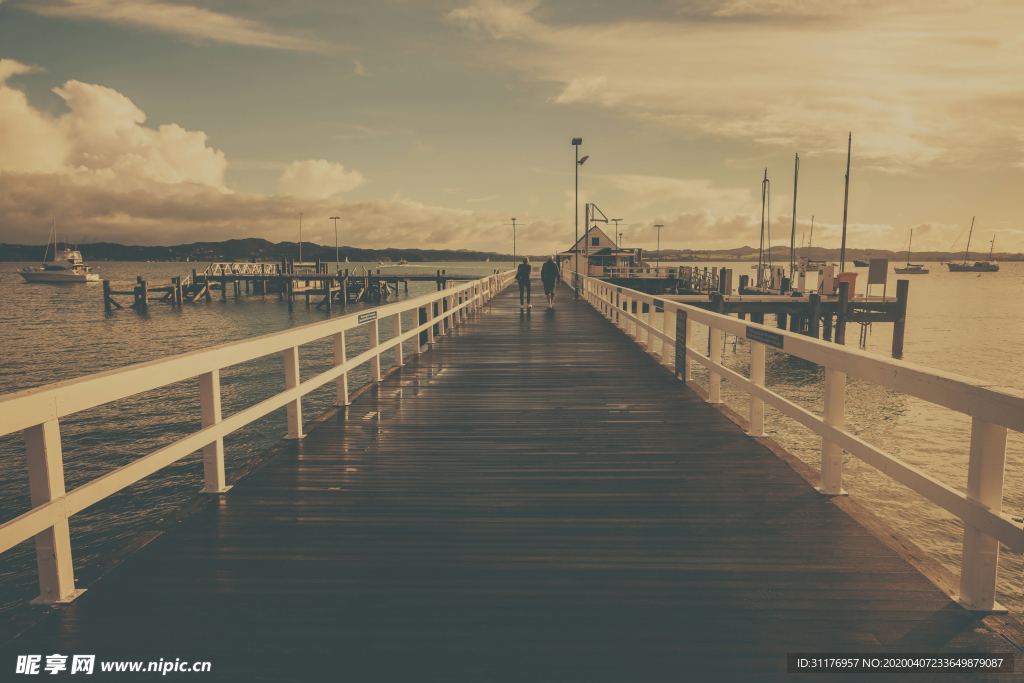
[3,282,1020,681]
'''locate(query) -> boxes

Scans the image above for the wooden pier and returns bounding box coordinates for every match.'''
[600,266,911,357]
[103,259,486,312]
[2,271,1023,680]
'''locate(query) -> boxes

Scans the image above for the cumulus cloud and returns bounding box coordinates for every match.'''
[277,160,364,198]
[0,59,228,188]
[449,0,1024,170]
[22,0,330,52]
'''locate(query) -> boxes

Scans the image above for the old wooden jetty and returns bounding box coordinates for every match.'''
[102,259,484,312]
[2,269,1023,680]
[600,265,911,357]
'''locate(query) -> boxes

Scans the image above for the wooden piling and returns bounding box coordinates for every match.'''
[139,280,148,311]
[777,312,787,330]
[892,279,909,359]
[204,275,212,302]
[808,294,821,338]
[835,280,849,345]
[823,314,834,341]
[103,280,112,311]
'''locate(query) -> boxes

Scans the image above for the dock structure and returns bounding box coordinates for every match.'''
[2,270,1023,679]
[102,260,483,312]
[599,266,911,357]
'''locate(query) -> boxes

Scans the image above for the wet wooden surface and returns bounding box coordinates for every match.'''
[3,281,1017,681]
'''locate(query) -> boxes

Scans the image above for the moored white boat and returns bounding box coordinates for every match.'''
[19,249,101,282]
[19,221,100,282]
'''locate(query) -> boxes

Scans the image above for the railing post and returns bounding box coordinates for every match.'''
[24,420,81,604]
[393,313,403,367]
[708,324,722,403]
[283,346,304,439]
[427,299,435,345]
[369,318,381,381]
[748,341,765,437]
[661,305,673,369]
[334,331,350,406]
[199,370,231,493]
[818,368,847,495]
[959,417,1008,611]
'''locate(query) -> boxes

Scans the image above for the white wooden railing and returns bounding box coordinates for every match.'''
[0,270,515,605]
[568,269,1024,612]
[180,262,283,288]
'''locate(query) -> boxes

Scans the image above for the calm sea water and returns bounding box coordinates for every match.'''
[1,259,1022,617]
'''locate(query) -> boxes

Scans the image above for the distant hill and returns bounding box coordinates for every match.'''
[2,239,1019,263]
[654,245,1023,262]
[0,238,533,263]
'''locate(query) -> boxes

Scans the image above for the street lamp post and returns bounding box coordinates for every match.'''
[298,212,303,262]
[572,138,587,298]
[511,218,516,263]
[654,224,664,271]
[330,216,341,272]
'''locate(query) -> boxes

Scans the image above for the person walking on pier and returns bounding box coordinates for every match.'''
[515,257,532,309]
[540,256,560,309]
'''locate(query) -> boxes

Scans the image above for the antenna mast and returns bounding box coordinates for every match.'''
[840,133,851,272]
[790,153,799,278]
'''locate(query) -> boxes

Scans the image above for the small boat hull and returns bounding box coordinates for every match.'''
[894,267,928,274]
[945,262,999,272]
[19,269,100,283]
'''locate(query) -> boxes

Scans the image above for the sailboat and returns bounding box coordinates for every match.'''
[19,220,100,283]
[894,230,928,274]
[945,217,999,272]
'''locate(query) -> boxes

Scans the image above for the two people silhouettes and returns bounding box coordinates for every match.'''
[516,256,561,310]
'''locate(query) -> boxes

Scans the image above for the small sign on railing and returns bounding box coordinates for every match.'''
[358,311,377,324]
[746,326,784,350]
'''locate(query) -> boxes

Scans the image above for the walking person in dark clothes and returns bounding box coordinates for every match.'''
[540,256,560,309]
[515,257,532,309]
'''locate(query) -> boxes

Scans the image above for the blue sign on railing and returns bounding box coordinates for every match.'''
[746,326,784,350]
[358,311,377,324]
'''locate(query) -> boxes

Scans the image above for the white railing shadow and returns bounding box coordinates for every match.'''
[0,271,516,605]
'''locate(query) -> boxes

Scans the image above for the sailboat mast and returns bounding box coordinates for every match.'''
[989,235,995,260]
[790,153,799,277]
[840,132,851,272]
[808,216,814,259]
[758,168,768,287]
[907,229,913,265]
[963,216,974,264]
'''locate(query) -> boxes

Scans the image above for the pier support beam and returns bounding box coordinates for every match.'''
[808,294,821,338]
[333,331,350,406]
[817,368,848,496]
[891,279,909,359]
[199,370,231,494]
[835,281,849,345]
[747,341,765,437]
[959,418,1008,612]
[283,346,304,439]
[25,420,83,605]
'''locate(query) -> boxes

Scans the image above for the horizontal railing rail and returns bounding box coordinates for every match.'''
[0,270,516,605]
[568,269,1024,612]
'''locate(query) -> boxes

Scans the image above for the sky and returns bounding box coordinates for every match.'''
[1,0,1023,256]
